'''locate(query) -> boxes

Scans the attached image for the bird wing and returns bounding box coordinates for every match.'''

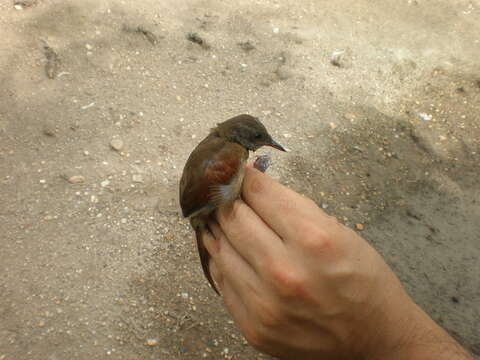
[179,136,248,218]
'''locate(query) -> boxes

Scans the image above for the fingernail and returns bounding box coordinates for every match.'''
[202,228,219,255]
[209,259,222,289]
[207,220,223,239]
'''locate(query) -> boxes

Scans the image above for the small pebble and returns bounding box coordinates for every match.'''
[14,0,37,8]
[331,50,345,67]
[85,44,93,50]
[146,338,158,346]
[238,41,255,52]
[67,175,85,184]
[132,174,143,183]
[355,223,364,231]
[101,180,110,187]
[275,67,291,80]
[43,123,57,137]
[81,102,95,110]
[417,113,432,121]
[186,32,210,49]
[110,138,124,151]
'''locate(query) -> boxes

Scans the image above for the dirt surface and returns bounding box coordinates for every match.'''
[1,0,479,359]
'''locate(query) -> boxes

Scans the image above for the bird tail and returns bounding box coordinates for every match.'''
[195,226,220,295]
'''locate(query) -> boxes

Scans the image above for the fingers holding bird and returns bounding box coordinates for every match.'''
[241,167,330,240]
[202,220,260,297]
[214,200,286,275]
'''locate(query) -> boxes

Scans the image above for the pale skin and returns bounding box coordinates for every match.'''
[202,166,474,360]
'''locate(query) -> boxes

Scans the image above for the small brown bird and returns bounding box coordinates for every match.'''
[179,114,287,294]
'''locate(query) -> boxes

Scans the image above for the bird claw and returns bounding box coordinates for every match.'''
[253,154,272,173]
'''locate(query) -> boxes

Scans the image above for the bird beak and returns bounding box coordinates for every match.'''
[268,139,288,152]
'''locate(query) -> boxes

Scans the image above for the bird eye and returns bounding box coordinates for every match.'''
[255,133,262,139]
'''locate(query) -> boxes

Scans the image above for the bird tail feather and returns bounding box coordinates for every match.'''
[195,227,220,295]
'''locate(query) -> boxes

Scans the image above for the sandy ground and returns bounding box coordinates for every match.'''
[0,0,479,359]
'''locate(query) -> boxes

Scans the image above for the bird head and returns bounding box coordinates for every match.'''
[215,114,287,152]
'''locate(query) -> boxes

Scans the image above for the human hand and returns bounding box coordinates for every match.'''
[202,167,473,360]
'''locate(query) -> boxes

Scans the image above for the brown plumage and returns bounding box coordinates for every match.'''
[179,114,286,294]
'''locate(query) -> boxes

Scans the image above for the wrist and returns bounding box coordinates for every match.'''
[363,300,473,360]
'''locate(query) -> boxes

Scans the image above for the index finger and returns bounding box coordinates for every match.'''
[241,167,327,239]
[215,199,286,273]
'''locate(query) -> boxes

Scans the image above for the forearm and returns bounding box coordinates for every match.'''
[382,335,473,360]
[367,303,473,360]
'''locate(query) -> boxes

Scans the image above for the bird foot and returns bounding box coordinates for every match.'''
[253,154,272,173]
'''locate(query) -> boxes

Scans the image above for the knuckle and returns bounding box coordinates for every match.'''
[244,175,264,196]
[298,221,333,254]
[255,299,281,328]
[243,326,268,349]
[269,263,306,299]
